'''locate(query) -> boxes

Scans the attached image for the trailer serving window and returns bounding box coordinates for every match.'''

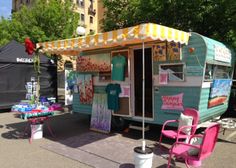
[204,64,232,81]
[159,63,185,81]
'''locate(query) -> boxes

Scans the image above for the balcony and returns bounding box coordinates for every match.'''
[88,7,96,16]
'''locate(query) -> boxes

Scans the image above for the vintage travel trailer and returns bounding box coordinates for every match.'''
[38,23,235,128]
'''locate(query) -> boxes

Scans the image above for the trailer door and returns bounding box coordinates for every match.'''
[133,47,153,118]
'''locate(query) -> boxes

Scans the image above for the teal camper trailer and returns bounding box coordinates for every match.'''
[38,23,235,127]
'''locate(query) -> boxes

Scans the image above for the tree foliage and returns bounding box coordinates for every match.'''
[0,18,12,46]
[102,0,236,48]
[0,0,79,46]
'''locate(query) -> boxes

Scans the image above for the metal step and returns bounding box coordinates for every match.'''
[129,124,150,131]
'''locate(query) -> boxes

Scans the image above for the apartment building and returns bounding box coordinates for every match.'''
[12,0,104,35]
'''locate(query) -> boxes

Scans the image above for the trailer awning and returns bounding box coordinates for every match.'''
[37,23,190,55]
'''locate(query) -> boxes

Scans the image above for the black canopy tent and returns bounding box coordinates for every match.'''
[0,40,57,109]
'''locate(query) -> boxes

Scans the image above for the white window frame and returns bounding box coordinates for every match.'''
[204,63,232,81]
[159,63,185,82]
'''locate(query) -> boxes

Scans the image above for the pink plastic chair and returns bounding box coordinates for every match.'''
[167,123,220,168]
[159,108,199,147]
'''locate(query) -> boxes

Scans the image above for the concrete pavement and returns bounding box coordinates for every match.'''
[0,111,235,168]
[0,111,92,168]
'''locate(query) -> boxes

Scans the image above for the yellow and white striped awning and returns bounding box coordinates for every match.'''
[37,23,190,55]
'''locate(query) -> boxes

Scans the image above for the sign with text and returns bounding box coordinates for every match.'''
[161,93,184,110]
[119,85,130,97]
[159,72,168,85]
[214,45,231,63]
[16,58,33,63]
[167,42,181,61]
[153,42,167,62]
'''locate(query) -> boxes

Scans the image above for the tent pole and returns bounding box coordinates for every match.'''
[142,41,145,151]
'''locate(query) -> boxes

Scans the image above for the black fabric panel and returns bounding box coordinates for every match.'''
[0,40,57,108]
[0,40,52,63]
[57,71,65,88]
[0,63,57,107]
[40,64,57,97]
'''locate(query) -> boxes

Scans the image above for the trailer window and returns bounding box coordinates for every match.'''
[204,64,231,80]
[159,64,184,81]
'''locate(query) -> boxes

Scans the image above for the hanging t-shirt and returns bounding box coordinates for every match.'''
[111,55,126,81]
[105,83,121,111]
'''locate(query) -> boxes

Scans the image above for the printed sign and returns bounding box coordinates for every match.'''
[77,53,111,72]
[214,45,231,63]
[159,72,168,85]
[167,42,181,61]
[119,85,130,97]
[65,69,73,105]
[16,58,33,63]
[153,43,167,62]
[77,74,93,104]
[208,79,232,108]
[161,93,184,110]
[90,93,112,133]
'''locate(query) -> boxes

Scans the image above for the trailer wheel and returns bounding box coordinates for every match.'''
[111,116,128,131]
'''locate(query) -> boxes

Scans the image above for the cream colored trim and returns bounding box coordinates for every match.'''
[154,76,203,87]
[202,82,211,88]
[131,116,155,121]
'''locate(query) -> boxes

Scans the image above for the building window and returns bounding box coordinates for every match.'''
[90,16,93,23]
[80,13,85,22]
[90,0,94,9]
[77,0,84,7]
[89,29,95,35]
[88,0,96,16]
